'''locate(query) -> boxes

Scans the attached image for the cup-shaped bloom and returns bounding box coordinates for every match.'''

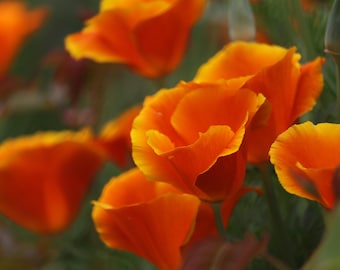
[65,0,206,78]
[194,41,324,164]
[0,1,47,76]
[0,129,105,234]
[131,80,264,201]
[97,105,141,168]
[269,121,340,209]
[92,168,200,270]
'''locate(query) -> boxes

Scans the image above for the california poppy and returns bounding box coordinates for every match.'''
[0,129,105,234]
[92,167,200,270]
[96,105,141,168]
[131,80,264,201]
[0,1,47,76]
[269,121,340,209]
[65,0,206,78]
[194,41,324,164]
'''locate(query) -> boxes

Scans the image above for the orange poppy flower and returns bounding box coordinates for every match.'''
[0,129,105,234]
[92,167,200,270]
[131,80,264,201]
[0,1,47,76]
[96,105,141,168]
[269,121,340,209]
[65,0,206,78]
[194,41,324,164]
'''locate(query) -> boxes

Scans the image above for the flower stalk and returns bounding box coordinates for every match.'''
[325,0,340,122]
[211,202,227,239]
[258,163,294,268]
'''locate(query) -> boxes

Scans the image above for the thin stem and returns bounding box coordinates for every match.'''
[334,58,340,123]
[258,163,295,268]
[210,202,227,239]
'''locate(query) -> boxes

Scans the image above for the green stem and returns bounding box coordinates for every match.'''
[210,202,227,239]
[258,163,295,268]
[334,58,340,123]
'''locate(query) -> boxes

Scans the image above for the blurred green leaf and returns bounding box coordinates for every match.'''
[303,206,340,270]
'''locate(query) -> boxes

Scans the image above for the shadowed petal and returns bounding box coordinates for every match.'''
[270,122,340,209]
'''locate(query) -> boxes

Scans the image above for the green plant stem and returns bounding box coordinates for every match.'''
[211,202,227,239]
[334,58,340,123]
[258,163,295,268]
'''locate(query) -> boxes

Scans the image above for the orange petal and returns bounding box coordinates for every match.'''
[65,9,145,66]
[245,48,301,129]
[132,81,262,200]
[132,85,193,193]
[194,41,288,82]
[291,57,325,120]
[170,82,261,143]
[245,48,323,163]
[93,168,200,270]
[192,42,324,164]
[0,129,105,234]
[0,1,47,75]
[155,125,242,199]
[97,105,141,168]
[195,151,247,200]
[133,0,206,76]
[269,121,340,209]
[66,0,206,78]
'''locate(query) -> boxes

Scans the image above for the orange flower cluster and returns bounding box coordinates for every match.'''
[65,0,206,78]
[0,1,47,76]
[93,41,324,269]
[0,0,334,268]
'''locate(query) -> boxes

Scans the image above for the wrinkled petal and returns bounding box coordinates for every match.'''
[0,129,105,234]
[132,80,263,201]
[269,121,340,209]
[93,168,200,270]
